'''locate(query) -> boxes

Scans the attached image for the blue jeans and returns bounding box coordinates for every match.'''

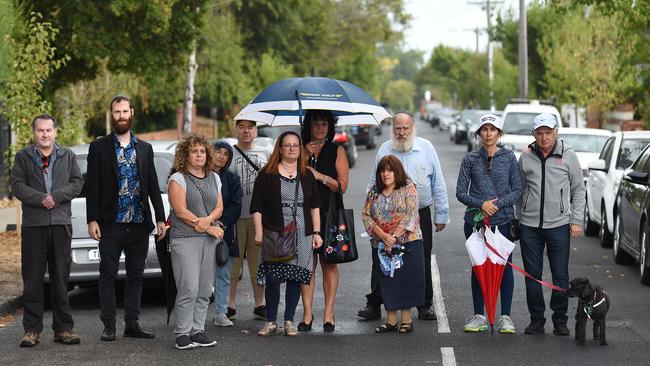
[265,274,301,323]
[519,224,570,325]
[463,222,514,316]
[213,256,233,315]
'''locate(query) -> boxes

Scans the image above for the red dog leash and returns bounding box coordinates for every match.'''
[481,218,567,293]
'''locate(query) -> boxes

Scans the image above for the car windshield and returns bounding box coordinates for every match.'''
[75,152,175,196]
[257,125,300,139]
[616,139,650,170]
[503,112,541,135]
[559,134,610,153]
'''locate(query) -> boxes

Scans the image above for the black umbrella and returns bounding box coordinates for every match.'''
[155,220,176,325]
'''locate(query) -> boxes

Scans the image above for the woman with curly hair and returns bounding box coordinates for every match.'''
[168,133,224,349]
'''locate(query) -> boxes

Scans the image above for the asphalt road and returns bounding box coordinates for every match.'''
[1,116,649,365]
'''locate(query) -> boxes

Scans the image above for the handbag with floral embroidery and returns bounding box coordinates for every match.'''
[323,181,358,263]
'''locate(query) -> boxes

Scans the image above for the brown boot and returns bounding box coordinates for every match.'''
[20,332,40,348]
[54,330,81,345]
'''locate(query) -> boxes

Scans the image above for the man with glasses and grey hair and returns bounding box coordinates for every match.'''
[12,114,84,347]
[357,111,449,321]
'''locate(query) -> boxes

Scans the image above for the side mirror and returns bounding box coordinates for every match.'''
[588,159,606,171]
[626,170,649,184]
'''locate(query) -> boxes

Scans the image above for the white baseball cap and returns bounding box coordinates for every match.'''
[477,113,503,131]
[533,113,558,130]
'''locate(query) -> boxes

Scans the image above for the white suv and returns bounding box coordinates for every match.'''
[584,131,650,247]
[499,100,563,159]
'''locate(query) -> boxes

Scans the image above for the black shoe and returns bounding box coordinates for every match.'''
[100,327,116,341]
[190,332,216,347]
[524,318,546,335]
[254,305,268,320]
[124,323,155,339]
[418,308,437,321]
[323,317,336,332]
[357,305,380,320]
[553,323,570,336]
[175,335,195,350]
[226,307,237,320]
[297,316,313,332]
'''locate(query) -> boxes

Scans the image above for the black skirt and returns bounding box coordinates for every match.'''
[378,239,425,311]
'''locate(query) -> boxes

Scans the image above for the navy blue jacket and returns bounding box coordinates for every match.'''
[456,147,523,226]
[214,141,243,257]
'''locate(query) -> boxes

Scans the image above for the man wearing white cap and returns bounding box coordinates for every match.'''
[517,113,585,336]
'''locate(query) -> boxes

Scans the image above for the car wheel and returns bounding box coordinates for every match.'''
[454,133,461,145]
[640,224,650,285]
[599,206,613,248]
[584,197,599,236]
[613,214,634,264]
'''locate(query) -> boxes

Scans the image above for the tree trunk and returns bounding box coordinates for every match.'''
[183,44,198,135]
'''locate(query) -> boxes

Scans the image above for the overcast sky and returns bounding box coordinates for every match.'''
[403,0,528,57]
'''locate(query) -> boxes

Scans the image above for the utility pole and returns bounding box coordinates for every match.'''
[468,0,503,111]
[518,0,528,98]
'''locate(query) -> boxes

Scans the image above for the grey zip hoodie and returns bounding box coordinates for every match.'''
[517,139,585,229]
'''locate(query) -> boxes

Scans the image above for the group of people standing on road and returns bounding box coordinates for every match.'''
[11,93,584,350]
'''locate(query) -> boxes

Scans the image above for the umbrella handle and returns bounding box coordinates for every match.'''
[296,90,303,126]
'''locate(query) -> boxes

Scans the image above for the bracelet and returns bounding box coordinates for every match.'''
[313,231,321,236]
[322,176,328,185]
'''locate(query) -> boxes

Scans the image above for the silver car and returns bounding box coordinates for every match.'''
[44,140,175,289]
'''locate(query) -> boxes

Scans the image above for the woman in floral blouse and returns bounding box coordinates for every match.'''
[361,155,424,334]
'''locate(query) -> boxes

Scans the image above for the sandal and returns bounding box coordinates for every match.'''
[258,322,278,337]
[374,322,398,333]
[399,322,414,334]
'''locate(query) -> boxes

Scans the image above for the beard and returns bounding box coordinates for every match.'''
[392,130,415,152]
[112,115,133,135]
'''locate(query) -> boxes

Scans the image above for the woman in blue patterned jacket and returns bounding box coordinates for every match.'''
[456,113,523,334]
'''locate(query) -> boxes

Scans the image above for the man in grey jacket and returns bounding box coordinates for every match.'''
[11,114,84,347]
[517,113,585,336]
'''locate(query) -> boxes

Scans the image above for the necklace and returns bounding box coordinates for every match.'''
[280,163,297,178]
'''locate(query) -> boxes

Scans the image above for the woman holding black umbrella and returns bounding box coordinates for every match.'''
[298,110,349,332]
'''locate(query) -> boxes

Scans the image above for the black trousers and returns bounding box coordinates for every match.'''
[98,223,149,326]
[366,206,434,310]
[21,225,74,333]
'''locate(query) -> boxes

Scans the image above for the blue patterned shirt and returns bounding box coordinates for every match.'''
[114,134,144,224]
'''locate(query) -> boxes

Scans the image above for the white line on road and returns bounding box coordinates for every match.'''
[441,347,457,366]
[431,254,450,333]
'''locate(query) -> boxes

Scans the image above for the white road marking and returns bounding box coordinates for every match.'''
[441,347,457,366]
[431,254,450,333]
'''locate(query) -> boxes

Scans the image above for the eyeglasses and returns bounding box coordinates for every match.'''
[41,155,49,174]
[282,144,300,150]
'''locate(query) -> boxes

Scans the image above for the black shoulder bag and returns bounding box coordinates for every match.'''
[323,181,358,263]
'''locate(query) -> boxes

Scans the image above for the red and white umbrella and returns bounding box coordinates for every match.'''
[465,224,515,334]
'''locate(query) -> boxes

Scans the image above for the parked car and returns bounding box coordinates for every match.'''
[334,126,358,168]
[44,140,176,290]
[466,110,501,152]
[585,131,650,246]
[349,124,380,149]
[499,99,562,159]
[557,128,612,184]
[612,144,650,285]
[451,109,477,144]
[438,108,459,131]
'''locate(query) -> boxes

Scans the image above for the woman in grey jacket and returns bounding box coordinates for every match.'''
[456,114,524,334]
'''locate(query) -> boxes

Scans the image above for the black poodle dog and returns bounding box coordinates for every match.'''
[566,277,610,346]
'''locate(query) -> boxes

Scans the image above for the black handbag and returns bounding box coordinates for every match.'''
[323,181,358,263]
[510,219,520,242]
[261,173,300,263]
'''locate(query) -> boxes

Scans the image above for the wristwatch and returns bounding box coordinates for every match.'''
[313,231,322,236]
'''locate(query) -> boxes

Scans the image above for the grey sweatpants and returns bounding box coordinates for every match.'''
[171,236,217,336]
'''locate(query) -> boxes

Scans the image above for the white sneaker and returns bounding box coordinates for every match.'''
[464,314,488,332]
[497,315,515,334]
[213,313,233,327]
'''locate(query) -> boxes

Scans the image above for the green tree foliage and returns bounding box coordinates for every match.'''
[16,0,208,112]
[0,0,16,94]
[4,12,68,165]
[382,79,416,111]
[540,5,637,118]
